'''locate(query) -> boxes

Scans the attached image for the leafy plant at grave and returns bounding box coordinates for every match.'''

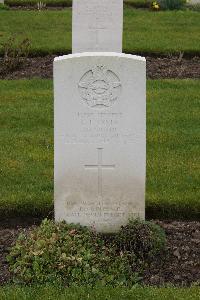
[0,3,9,9]
[125,0,152,8]
[158,0,186,10]
[115,219,166,261]
[0,35,31,74]
[37,1,46,10]
[151,1,160,10]
[7,219,166,286]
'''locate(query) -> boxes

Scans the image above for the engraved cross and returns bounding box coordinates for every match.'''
[85,148,115,198]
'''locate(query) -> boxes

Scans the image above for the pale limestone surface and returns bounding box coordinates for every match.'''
[0,0,4,3]
[188,0,200,3]
[72,0,123,53]
[54,53,146,233]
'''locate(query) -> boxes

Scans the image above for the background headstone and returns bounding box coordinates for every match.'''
[0,0,4,3]
[54,53,146,233]
[188,0,200,3]
[72,0,123,53]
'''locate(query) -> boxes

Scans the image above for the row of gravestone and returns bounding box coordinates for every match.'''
[8,1,198,232]
[54,0,145,233]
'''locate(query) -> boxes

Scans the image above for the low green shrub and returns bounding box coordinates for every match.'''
[0,35,31,74]
[125,0,151,8]
[159,0,186,10]
[0,3,9,9]
[115,219,166,261]
[7,219,166,286]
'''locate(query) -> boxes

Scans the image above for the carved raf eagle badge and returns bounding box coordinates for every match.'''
[78,65,121,108]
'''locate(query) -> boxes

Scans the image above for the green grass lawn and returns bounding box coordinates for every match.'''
[0,79,199,219]
[0,9,199,55]
[0,286,200,300]
[147,80,200,219]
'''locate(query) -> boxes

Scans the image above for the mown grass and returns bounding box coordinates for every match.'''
[0,79,199,219]
[0,286,200,300]
[0,80,53,217]
[0,9,199,55]
[146,80,200,219]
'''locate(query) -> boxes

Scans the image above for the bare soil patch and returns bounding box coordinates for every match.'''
[10,6,67,11]
[147,56,200,79]
[0,219,199,286]
[143,220,200,286]
[0,55,199,80]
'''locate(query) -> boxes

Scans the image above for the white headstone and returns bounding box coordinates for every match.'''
[54,53,146,233]
[0,0,4,4]
[188,0,200,3]
[72,0,123,53]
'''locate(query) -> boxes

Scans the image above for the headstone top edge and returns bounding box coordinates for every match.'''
[54,52,146,63]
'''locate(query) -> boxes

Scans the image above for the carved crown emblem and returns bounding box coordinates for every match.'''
[78,65,121,108]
